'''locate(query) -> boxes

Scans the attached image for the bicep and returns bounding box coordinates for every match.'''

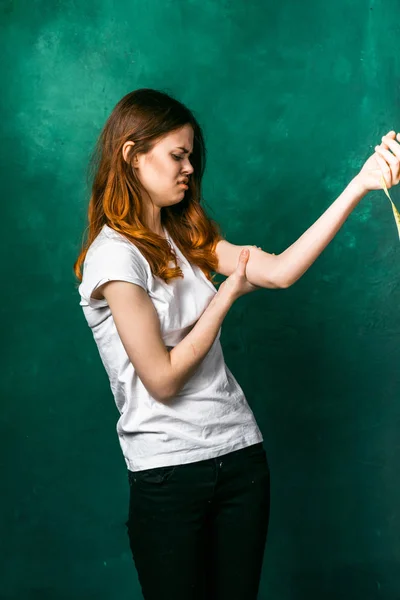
[214,239,282,288]
[100,280,173,402]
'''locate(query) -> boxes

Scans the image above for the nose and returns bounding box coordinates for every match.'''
[182,159,194,176]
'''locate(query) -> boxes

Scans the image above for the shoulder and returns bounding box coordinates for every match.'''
[79,227,150,307]
[82,226,149,286]
[85,226,145,265]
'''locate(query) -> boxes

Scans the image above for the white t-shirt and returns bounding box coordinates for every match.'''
[78,224,263,471]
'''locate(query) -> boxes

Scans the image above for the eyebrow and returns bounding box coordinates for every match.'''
[175,146,193,155]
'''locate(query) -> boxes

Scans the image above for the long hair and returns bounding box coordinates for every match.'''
[73,88,224,286]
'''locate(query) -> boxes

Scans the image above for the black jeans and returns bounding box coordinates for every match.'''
[125,442,270,600]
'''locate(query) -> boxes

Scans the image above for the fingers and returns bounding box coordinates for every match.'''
[236,247,249,275]
[375,143,400,186]
[374,151,392,188]
[381,132,400,160]
[239,248,249,261]
[380,131,394,154]
[381,130,396,150]
[374,131,400,187]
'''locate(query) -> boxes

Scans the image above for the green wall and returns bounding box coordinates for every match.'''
[2,0,400,598]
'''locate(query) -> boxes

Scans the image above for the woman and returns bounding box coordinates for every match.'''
[74,88,400,600]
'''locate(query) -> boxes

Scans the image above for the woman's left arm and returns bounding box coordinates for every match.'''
[215,131,400,289]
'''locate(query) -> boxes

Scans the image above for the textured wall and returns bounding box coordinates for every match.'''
[2,0,400,598]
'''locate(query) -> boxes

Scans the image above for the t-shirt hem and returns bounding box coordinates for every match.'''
[124,430,264,472]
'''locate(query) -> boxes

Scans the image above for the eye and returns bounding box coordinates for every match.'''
[172,154,183,161]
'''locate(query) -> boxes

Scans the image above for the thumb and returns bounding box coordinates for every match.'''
[236,248,249,275]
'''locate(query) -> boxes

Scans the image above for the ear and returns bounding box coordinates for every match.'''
[122,141,136,164]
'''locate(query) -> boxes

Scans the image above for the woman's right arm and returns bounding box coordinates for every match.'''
[99,249,251,404]
[99,280,233,403]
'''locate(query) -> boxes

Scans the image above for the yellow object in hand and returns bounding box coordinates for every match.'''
[380,175,400,240]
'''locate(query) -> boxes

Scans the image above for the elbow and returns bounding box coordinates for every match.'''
[152,380,177,404]
[265,257,293,289]
[155,391,174,404]
[151,390,167,404]
[276,278,293,289]
[139,360,177,404]
[262,274,289,289]
[269,273,293,289]
[271,261,295,289]
[137,376,174,404]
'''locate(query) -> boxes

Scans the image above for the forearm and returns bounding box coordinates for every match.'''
[166,290,233,400]
[277,175,367,287]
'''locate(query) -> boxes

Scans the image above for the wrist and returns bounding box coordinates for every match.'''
[350,174,369,198]
[214,286,236,308]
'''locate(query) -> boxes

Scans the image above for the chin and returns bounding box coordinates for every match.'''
[164,196,183,206]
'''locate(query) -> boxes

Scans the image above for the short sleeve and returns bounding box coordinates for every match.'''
[78,241,148,309]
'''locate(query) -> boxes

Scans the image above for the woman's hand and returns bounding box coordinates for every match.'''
[356,130,400,194]
[217,248,261,302]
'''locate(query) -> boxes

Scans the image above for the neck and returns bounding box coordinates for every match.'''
[143,204,164,237]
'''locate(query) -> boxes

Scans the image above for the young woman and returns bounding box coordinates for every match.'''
[74,88,400,600]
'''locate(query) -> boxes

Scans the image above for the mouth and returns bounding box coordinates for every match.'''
[177,182,188,189]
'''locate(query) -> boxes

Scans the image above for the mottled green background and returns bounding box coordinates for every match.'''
[2,0,400,598]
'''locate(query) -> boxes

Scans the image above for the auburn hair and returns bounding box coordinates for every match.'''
[73,88,224,287]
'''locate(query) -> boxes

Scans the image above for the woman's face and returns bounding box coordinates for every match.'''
[131,124,194,207]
